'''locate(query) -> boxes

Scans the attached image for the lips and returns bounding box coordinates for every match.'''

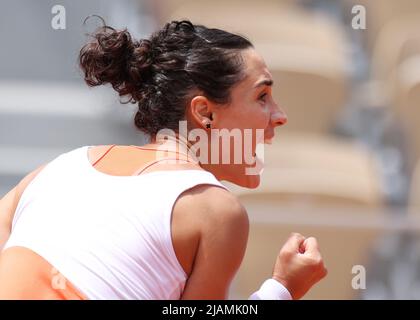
[255,143,265,163]
[246,143,265,176]
[264,128,275,144]
[264,134,275,144]
[254,132,274,145]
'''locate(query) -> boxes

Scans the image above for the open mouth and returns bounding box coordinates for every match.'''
[255,128,274,145]
[245,143,265,176]
[264,136,274,145]
[255,143,265,163]
[264,130,275,144]
[254,142,266,168]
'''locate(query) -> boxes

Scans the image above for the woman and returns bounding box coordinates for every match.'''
[0,20,327,299]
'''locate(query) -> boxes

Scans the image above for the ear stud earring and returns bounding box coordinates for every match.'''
[203,120,211,129]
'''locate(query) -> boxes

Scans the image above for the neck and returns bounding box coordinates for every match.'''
[150,133,228,182]
[152,133,195,159]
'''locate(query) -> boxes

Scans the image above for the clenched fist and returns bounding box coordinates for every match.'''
[272,233,328,299]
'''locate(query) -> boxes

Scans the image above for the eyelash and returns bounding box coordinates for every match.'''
[258,92,267,102]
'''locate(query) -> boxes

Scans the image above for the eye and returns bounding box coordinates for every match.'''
[258,92,267,102]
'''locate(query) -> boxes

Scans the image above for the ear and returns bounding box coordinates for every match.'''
[188,95,214,129]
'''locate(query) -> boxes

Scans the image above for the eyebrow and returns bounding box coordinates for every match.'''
[254,79,273,88]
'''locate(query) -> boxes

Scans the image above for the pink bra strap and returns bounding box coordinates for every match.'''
[134,157,197,176]
[90,144,198,175]
[92,145,117,167]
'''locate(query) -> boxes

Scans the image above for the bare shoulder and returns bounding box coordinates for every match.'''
[176,184,250,299]
[179,184,249,230]
[178,184,250,261]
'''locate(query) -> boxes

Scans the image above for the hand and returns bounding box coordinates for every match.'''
[272,233,328,299]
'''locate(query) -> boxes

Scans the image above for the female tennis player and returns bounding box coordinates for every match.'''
[0,20,327,300]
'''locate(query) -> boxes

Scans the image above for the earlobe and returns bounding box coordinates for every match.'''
[202,120,211,129]
[190,96,213,129]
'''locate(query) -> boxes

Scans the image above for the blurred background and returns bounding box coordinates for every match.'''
[1,0,420,299]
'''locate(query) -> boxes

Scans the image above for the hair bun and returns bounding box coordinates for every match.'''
[79,26,153,103]
[79,19,253,137]
[125,38,155,101]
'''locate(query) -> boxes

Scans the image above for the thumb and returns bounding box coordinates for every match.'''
[300,237,320,256]
[283,233,306,253]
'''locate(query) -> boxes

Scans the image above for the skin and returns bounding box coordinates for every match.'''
[185,48,287,189]
[0,48,326,299]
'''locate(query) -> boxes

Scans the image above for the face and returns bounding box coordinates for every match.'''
[187,48,287,188]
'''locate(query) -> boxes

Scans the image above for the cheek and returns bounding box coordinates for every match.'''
[240,102,270,128]
[240,106,270,148]
[220,101,270,130]
[247,105,271,129]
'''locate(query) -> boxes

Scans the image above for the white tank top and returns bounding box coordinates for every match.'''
[4,146,226,299]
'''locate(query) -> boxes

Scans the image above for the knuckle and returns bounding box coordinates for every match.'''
[290,232,304,240]
[308,255,323,267]
[279,247,293,260]
[318,266,328,280]
[307,236,318,244]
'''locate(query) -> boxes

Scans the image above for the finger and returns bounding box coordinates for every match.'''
[315,264,328,282]
[283,232,306,253]
[321,266,328,278]
[302,237,322,260]
[301,237,320,255]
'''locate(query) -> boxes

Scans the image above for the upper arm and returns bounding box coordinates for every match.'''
[180,188,249,300]
[0,164,46,234]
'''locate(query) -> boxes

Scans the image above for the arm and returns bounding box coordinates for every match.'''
[250,233,328,300]
[180,189,249,300]
[0,165,46,251]
[178,187,328,300]
[0,187,17,251]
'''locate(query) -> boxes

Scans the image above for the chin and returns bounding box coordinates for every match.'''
[243,174,261,189]
[227,173,261,189]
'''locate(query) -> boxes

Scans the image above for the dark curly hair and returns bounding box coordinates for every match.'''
[79,20,253,136]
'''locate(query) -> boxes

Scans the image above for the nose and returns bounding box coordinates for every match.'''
[270,105,287,127]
